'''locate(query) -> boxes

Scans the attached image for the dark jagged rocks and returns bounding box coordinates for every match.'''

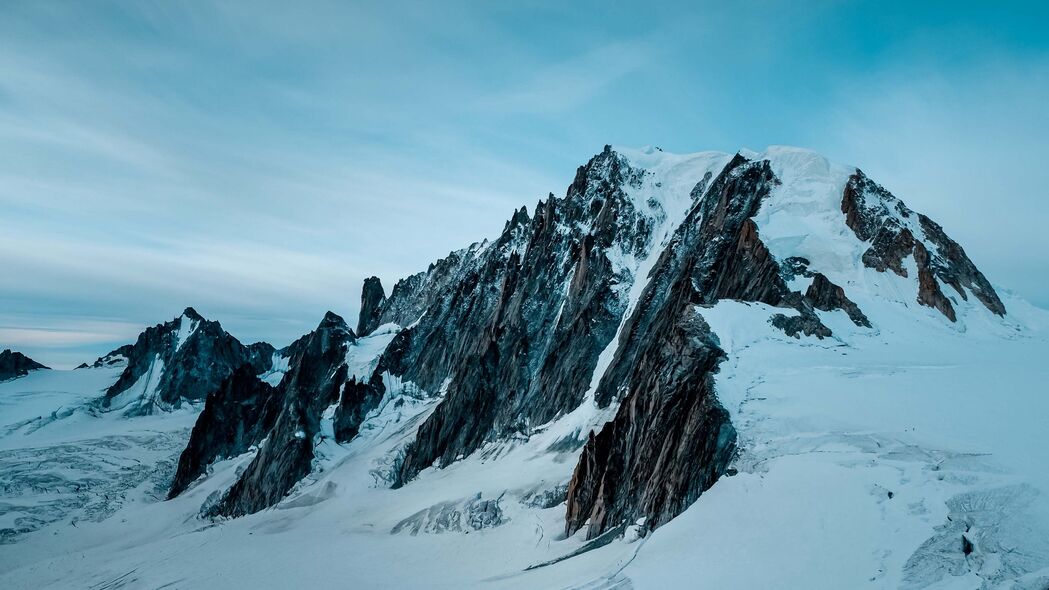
[100,308,278,415]
[774,259,870,336]
[175,312,414,515]
[917,214,1005,316]
[565,309,735,539]
[595,155,785,408]
[211,312,355,517]
[357,277,387,337]
[914,241,957,322]
[89,344,134,368]
[392,146,658,485]
[168,366,281,499]
[842,171,1004,320]
[770,306,834,339]
[0,350,49,381]
[332,376,383,443]
[805,273,871,328]
[568,155,781,539]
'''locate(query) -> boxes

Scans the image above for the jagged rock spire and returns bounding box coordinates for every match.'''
[357,277,387,336]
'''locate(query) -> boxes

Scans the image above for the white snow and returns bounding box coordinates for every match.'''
[0,366,199,545]
[105,354,165,413]
[623,293,1049,589]
[344,327,399,381]
[258,351,290,386]
[174,313,199,352]
[14,296,1044,589]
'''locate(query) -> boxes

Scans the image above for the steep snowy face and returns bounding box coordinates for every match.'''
[99,308,278,415]
[753,146,1004,323]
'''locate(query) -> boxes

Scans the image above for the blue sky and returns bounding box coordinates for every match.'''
[2,1,1048,367]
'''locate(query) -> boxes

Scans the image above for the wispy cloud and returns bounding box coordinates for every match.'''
[477,39,657,113]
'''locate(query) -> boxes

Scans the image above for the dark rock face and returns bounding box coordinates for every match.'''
[917,214,1005,316]
[567,155,782,539]
[210,312,355,517]
[332,376,383,443]
[914,241,958,321]
[168,366,281,498]
[390,146,662,485]
[805,273,871,328]
[100,308,277,415]
[770,305,834,339]
[595,155,785,408]
[842,171,1004,320]
[565,309,735,538]
[357,277,387,337]
[0,350,49,381]
[89,344,134,368]
[173,311,419,515]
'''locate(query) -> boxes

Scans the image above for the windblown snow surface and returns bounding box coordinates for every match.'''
[2,147,1049,589]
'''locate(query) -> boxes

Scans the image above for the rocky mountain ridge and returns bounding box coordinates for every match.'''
[0,349,49,381]
[155,145,1005,544]
[97,308,281,415]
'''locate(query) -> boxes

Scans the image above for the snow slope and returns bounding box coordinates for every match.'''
[626,294,1049,590]
[0,367,199,544]
[2,297,1046,588]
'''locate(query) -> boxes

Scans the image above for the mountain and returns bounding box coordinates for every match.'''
[97,307,280,415]
[1,145,1046,589]
[156,143,1016,542]
[0,350,49,381]
[185,146,1005,532]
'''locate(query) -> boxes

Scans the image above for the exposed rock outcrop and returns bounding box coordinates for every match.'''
[842,171,1004,320]
[333,329,412,443]
[168,366,281,498]
[332,376,383,443]
[100,308,277,415]
[357,277,387,337]
[917,214,1005,316]
[393,146,661,485]
[595,155,785,408]
[565,307,735,539]
[211,312,355,517]
[805,273,871,328]
[0,350,49,381]
[88,344,134,368]
[567,155,782,539]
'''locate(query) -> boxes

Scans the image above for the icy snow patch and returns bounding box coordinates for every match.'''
[174,314,199,352]
[106,355,165,413]
[258,351,290,386]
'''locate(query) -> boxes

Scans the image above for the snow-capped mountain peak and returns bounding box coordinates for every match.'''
[2,145,1046,590]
